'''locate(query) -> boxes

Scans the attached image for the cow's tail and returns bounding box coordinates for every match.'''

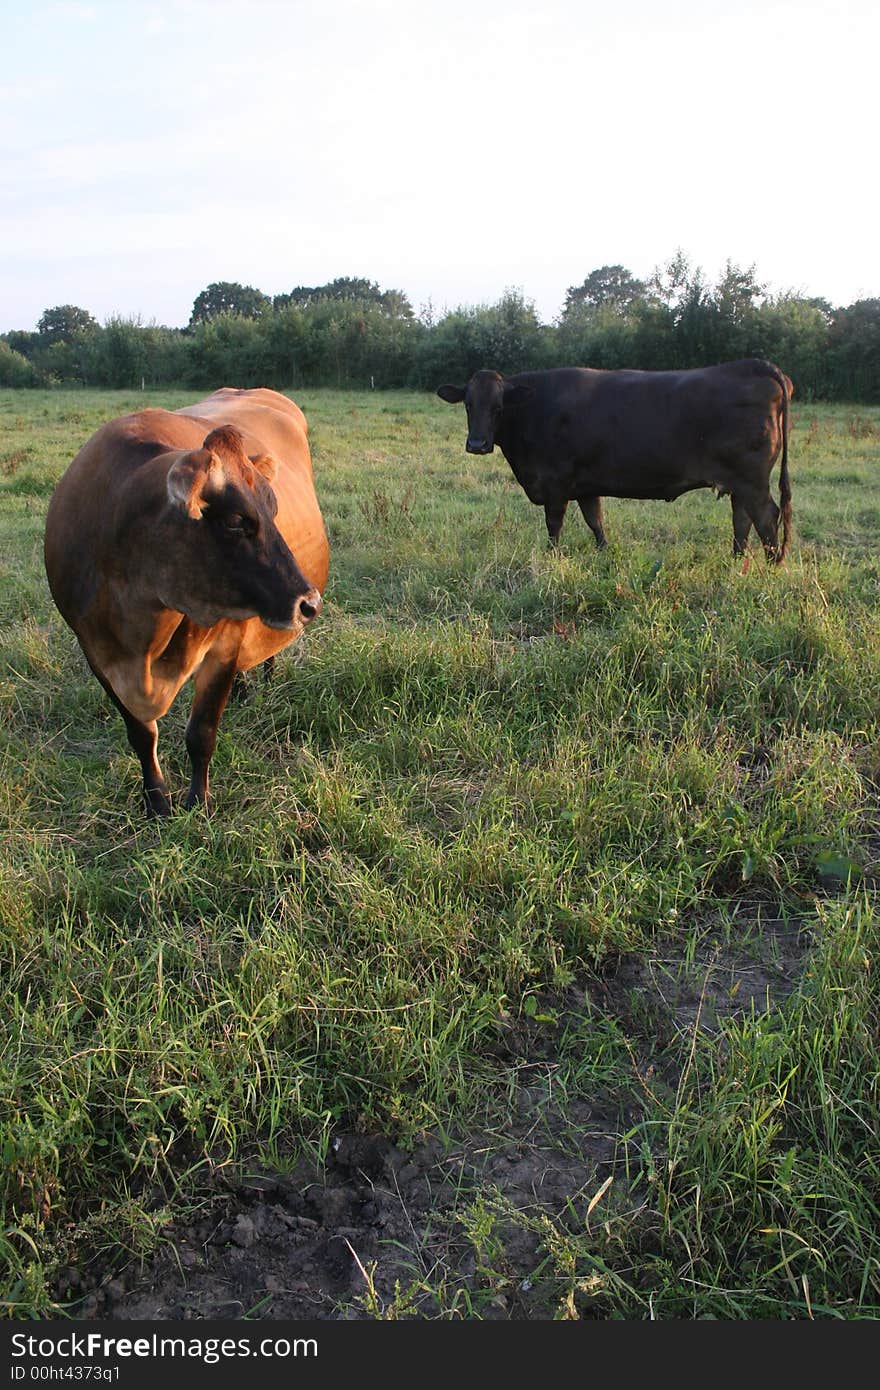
[769,361,792,564]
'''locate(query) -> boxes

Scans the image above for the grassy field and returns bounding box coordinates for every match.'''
[1,385,879,1319]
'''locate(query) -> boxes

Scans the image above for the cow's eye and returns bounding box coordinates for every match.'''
[222,513,246,533]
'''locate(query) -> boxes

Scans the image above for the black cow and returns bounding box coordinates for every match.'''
[438,358,792,561]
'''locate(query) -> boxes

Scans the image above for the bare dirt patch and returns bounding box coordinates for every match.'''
[57,912,810,1321]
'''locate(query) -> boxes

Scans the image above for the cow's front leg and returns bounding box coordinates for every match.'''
[184,657,238,811]
[229,653,275,706]
[544,498,568,546]
[578,496,607,549]
[89,664,172,817]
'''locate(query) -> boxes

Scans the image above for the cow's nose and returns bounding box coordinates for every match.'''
[466,438,491,454]
[296,588,323,624]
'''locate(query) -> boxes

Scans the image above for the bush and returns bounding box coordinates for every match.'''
[0,341,41,387]
[415,291,552,387]
[4,275,880,401]
[80,319,190,389]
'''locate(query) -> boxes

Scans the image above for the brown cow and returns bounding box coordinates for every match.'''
[44,387,329,816]
[438,357,793,561]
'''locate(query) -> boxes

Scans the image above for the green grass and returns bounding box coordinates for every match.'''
[1,386,879,1318]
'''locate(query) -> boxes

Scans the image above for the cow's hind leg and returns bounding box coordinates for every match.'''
[731,494,753,556]
[89,665,172,817]
[578,496,608,549]
[738,487,781,562]
[184,657,238,811]
[544,499,568,546]
[754,495,782,563]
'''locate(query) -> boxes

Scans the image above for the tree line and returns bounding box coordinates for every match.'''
[1,258,878,401]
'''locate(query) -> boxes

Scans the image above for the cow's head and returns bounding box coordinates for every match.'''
[163,424,322,632]
[437,370,533,454]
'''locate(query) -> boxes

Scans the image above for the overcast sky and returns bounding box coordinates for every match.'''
[2,0,877,333]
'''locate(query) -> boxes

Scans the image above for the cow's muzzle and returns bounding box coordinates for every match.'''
[263,585,323,632]
[466,438,493,454]
[296,587,322,624]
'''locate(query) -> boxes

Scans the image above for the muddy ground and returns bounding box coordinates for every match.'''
[55,915,808,1321]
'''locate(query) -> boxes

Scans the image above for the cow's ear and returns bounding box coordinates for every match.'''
[437,384,466,403]
[249,453,278,483]
[166,448,217,519]
[503,383,534,407]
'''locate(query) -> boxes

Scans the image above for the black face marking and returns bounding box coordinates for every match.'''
[205,484,261,541]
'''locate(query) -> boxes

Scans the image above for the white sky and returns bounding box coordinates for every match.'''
[1,0,877,333]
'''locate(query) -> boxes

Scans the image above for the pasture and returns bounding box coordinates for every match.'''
[1,386,879,1319]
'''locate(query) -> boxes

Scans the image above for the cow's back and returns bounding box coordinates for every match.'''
[506,361,788,494]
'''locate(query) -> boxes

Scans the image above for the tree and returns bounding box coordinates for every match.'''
[557,301,644,370]
[648,249,701,314]
[415,290,551,386]
[291,298,421,387]
[275,277,414,319]
[378,287,415,321]
[274,285,318,310]
[713,259,765,325]
[558,265,653,370]
[36,304,98,345]
[2,329,40,360]
[562,265,648,318]
[827,299,880,401]
[752,294,831,398]
[643,255,775,365]
[277,277,375,309]
[319,276,383,303]
[185,313,275,389]
[188,282,271,327]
